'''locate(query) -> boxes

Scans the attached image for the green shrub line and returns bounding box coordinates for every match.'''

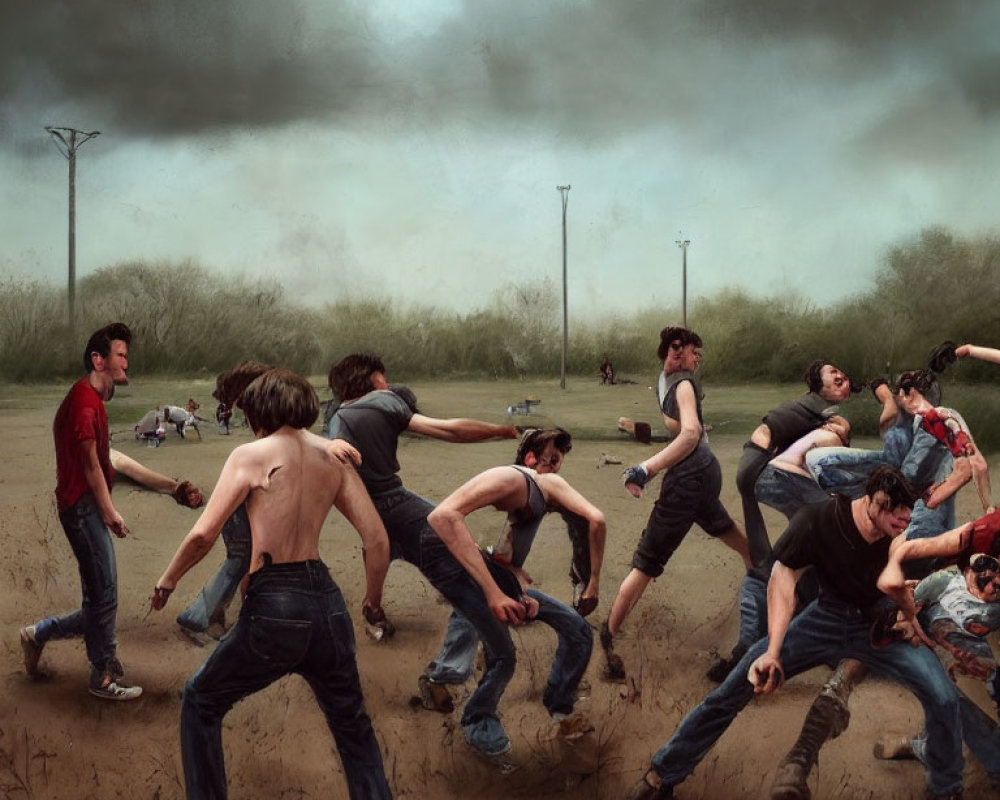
[4,226,1000,412]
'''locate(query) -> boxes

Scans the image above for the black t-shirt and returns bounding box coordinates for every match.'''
[326,390,415,495]
[763,393,835,454]
[772,495,891,611]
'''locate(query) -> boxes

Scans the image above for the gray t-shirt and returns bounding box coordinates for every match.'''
[657,369,713,474]
[327,390,415,495]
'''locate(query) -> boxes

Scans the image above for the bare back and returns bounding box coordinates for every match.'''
[242,427,349,570]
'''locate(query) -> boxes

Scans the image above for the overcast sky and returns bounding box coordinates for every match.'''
[3,1,999,317]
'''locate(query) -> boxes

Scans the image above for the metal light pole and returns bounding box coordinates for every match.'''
[46,126,101,331]
[675,236,690,327]
[557,185,571,389]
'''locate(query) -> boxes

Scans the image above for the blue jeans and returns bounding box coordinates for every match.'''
[755,466,830,519]
[805,421,914,498]
[427,588,592,716]
[35,492,118,686]
[910,693,1000,787]
[371,487,519,755]
[180,560,391,800]
[650,599,963,797]
[731,468,828,650]
[177,504,251,632]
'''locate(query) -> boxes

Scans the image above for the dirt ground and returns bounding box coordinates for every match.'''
[0,378,996,799]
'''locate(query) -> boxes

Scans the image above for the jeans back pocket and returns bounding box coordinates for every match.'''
[248,615,312,667]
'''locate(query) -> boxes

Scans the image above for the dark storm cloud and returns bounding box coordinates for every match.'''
[1,0,385,140]
[3,0,1000,153]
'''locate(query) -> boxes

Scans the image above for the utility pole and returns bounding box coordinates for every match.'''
[46,126,100,332]
[557,185,571,389]
[675,235,690,327]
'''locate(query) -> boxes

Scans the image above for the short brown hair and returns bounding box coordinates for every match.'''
[83,322,131,372]
[237,368,319,436]
[515,427,572,465]
[213,360,273,405]
[656,326,702,361]
[328,353,386,402]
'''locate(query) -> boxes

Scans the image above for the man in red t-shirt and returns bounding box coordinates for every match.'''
[20,322,143,700]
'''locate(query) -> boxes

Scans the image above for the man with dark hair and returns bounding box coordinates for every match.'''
[418,428,605,729]
[628,466,964,800]
[151,368,393,800]
[326,352,529,762]
[766,368,992,800]
[873,555,1000,792]
[20,322,143,700]
[710,359,853,681]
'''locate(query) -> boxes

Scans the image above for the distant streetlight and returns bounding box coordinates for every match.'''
[557,185,571,389]
[675,236,691,327]
[45,126,101,331]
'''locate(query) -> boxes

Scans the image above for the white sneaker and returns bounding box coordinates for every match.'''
[89,679,143,701]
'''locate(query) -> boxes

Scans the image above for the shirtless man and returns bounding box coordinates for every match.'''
[151,368,393,800]
[421,428,606,737]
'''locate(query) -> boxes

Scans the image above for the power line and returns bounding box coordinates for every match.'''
[557,185,571,389]
[675,235,691,327]
[45,126,101,332]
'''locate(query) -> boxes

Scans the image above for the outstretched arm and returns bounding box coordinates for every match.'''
[408,414,518,443]
[110,448,203,507]
[956,344,1000,365]
[878,524,974,611]
[152,448,252,606]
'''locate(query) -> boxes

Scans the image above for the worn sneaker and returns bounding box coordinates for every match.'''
[19,625,44,677]
[417,674,454,713]
[873,736,916,760]
[89,679,143,701]
[626,770,673,800]
[550,711,594,742]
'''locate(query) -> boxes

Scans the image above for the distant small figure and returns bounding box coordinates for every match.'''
[599,356,616,385]
[135,410,167,447]
[506,397,542,415]
[162,405,201,440]
[215,401,233,435]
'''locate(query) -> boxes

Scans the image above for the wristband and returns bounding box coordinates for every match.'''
[622,464,649,488]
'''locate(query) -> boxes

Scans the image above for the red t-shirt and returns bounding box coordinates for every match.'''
[53,377,115,511]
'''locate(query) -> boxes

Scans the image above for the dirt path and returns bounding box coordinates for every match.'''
[0,388,994,799]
